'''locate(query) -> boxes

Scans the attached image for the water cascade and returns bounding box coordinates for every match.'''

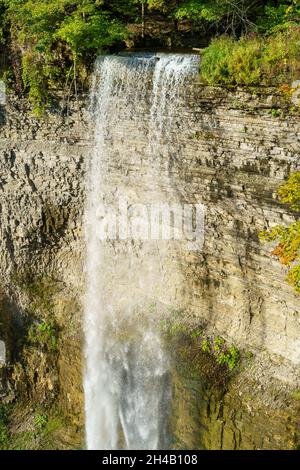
[84,54,199,450]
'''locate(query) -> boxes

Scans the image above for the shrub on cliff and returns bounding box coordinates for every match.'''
[27,320,58,352]
[260,172,300,294]
[200,27,300,86]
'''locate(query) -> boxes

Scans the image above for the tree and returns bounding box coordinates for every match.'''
[174,0,263,36]
[3,0,128,112]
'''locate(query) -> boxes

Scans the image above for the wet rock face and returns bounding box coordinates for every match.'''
[172,366,300,450]
[0,87,299,448]
[170,338,300,450]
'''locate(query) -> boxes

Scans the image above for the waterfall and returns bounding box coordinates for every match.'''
[84,54,199,450]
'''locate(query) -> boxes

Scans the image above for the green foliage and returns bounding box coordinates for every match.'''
[227,37,262,85]
[201,338,210,353]
[190,328,203,340]
[278,172,300,210]
[21,52,53,116]
[34,414,48,430]
[0,1,7,45]
[200,27,300,86]
[165,321,189,337]
[9,408,70,450]
[147,0,167,11]
[161,316,241,372]
[43,415,62,434]
[174,0,263,35]
[0,402,77,450]
[0,68,14,89]
[2,0,128,112]
[287,264,300,293]
[260,220,300,264]
[0,422,9,449]
[258,0,300,33]
[160,311,202,340]
[213,336,225,352]
[175,1,216,22]
[199,36,236,84]
[55,8,127,58]
[0,405,10,450]
[260,28,300,85]
[28,320,58,351]
[216,345,240,370]
[291,389,300,400]
[269,108,281,117]
[200,336,240,371]
[260,172,300,294]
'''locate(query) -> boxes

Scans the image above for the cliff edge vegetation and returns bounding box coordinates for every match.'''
[261,172,300,294]
[0,1,299,114]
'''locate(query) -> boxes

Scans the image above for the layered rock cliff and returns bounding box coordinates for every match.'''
[0,86,299,449]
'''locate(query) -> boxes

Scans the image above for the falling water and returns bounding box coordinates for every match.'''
[84,54,199,450]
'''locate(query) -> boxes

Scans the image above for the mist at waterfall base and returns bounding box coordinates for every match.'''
[84,54,199,450]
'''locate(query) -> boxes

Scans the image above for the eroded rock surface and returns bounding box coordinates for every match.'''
[0,87,299,449]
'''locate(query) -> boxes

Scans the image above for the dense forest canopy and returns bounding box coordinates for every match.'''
[0,1,299,112]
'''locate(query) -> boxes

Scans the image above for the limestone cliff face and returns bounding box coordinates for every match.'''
[0,87,299,449]
[164,86,300,373]
[89,84,299,372]
[0,98,89,432]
